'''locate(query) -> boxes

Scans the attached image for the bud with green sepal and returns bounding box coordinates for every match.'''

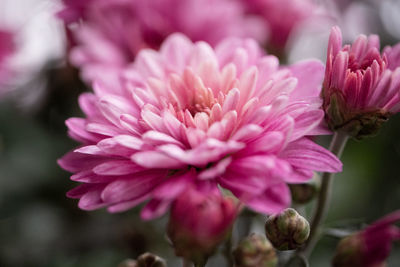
[321,26,400,140]
[233,233,277,267]
[289,179,318,205]
[265,208,310,250]
[136,253,167,267]
[118,253,166,267]
[118,259,138,267]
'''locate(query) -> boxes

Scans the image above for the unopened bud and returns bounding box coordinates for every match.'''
[289,182,318,204]
[321,27,398,140]
[332,210,400,267]
[265,208,310,250]
[136,253,167,267]
[233,233,277,267]
[168,188,237,264]
[118,259,138,267]
[332,234,364,267]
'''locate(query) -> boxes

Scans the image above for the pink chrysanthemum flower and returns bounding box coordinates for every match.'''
[241,0,322,51]
[322,26,400,139]
[0,29,15,89]
[58,34,342,219]
[58,0,265,86]
[332,210,400,267]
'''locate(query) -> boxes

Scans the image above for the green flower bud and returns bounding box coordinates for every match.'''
[289,182,318,205]
[265,208,310,250]
[136,253,167,267]
[233,233,277,267]
[118,259,138,267]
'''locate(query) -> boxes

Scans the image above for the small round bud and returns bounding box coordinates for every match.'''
[332,234,364,267]
[118,259,138,267]
[136,253,167,267]
[265,208,310,250]
[233,233,277,267]
[289,182,318,204]
[332,234,388,267]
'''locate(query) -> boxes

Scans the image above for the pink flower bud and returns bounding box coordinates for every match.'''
[322,26,400,139]
[332,210,400,267]
[167,188,238,264]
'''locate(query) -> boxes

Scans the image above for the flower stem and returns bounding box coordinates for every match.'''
[183,259,192,267]
[194,261,206,267]
[300,131,348,257]
[223,232,234,267]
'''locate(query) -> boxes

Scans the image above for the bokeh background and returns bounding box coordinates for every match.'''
[0,0,399,266]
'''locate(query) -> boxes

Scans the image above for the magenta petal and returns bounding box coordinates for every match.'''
[93,160,143,176]
[281,138,342,173]
[78,93,101,118]
[113,135,143,150]
[151,171,195,199]
[231,124,263,142]
[198,157,232,180]
[140,199,171,220]
[97,138,136,157]
[101,171,165,203]
[66,183,104,199]
[242,182,291,214]
[78,188,107,211]
[219,169,269,195]
[86,122,121,137]
[328,26,343,59]
[107,194,150,213]
[384,43,400,70]
[58,151,108,173]
[66,118,99,143]
[283,168,314,183]
[331,51,349,90]
[132,150,186,168]
[289,59,325,101]
[291,109,324,141]
[142,130,183,147]
[71,170,115,183]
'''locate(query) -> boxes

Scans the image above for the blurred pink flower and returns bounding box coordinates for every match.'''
[58,34,342,220]
[241,0,323,50]
[0,29,15,90]
[57,0,96,24]
[58,0,266,86]
[332,210,400,267]
[168,187,237,261]
[322,26,400,138]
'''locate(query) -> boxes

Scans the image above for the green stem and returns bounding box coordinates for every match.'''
[183,259,192,267]
[194,261,206,267]
[300,131,348,257]
[192,256,208,267]
[223,233,234,267]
